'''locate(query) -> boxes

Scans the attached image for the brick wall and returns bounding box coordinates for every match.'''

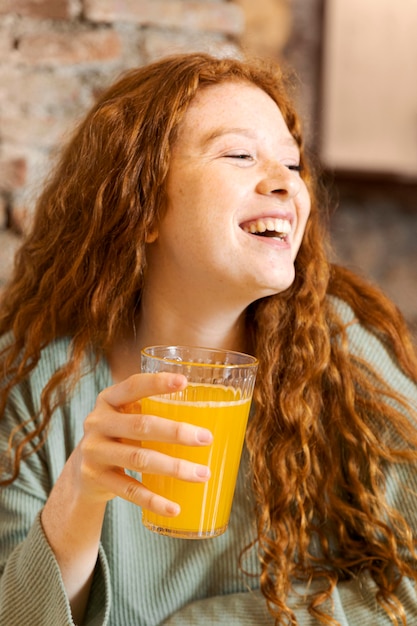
[0,0,244,286]
[1,0,416,336]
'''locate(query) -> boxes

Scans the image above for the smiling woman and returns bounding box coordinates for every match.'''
[143,80,311,318]
[1,52,417,626]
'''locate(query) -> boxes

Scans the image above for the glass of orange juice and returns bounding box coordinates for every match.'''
[140,345,258,539]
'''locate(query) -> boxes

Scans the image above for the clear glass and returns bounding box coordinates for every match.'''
[140,345,258,539]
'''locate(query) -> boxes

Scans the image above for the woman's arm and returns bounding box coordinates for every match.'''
[2,370,213,625]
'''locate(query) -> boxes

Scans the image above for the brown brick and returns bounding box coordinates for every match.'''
[17,30,122,66]
[84,0,244,35]
[0,229,22,289]
[0,28,13,60]
[144,29,240,62]
[0,157,27,191]
[0,0,76,20]
[0,115,69,148]
[234,0,292,57]
[0,0,14,15]
[0,68,90,117]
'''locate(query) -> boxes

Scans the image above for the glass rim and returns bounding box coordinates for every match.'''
[141,345,258,369]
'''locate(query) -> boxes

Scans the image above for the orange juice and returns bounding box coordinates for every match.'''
[141,383,251,538]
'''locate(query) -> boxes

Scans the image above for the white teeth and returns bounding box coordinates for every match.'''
[242,218,291,236]
[256,220,267,233]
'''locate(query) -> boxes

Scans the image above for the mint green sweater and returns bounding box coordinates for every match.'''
[1,298,417,625]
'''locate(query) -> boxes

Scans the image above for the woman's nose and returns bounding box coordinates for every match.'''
[256,165,302,199]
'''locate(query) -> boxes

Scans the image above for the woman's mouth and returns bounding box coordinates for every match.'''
[241,217,291,241]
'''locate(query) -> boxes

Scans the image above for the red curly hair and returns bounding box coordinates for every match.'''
[1,52,417,625]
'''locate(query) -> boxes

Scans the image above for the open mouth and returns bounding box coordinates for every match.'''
[241,217,291,241]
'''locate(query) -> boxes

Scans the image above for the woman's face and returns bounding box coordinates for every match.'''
[147,80,311,310]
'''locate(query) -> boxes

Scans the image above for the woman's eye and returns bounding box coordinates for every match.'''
[225,153,253,160]
[287,164,303,173]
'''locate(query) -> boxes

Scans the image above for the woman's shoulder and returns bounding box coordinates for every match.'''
[327,294,417,400]
[0,331,97,377]
[327,293,397,362]
[327,293,404,353]
[1,332,110,454]
[1,330,72,358]
[1,331,109,411]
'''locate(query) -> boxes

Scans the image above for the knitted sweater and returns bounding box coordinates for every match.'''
[1,298,417,626]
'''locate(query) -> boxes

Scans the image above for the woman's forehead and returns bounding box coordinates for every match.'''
[175,81,294,149]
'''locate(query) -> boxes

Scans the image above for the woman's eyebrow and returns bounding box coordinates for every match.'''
[200,127,298,150]
[200,127,256,148]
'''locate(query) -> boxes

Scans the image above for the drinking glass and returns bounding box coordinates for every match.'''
[139,345,258,539]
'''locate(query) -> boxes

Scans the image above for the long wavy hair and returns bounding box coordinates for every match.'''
[1,52,417,625]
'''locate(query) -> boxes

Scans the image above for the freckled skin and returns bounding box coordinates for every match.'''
[145,81,311,317]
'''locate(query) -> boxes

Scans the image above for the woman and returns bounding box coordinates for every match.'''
[1,52,417,626]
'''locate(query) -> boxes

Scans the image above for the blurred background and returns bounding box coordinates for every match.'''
[0,0,416,334]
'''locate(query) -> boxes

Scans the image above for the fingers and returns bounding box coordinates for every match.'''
[89,371,213,447]
[98,470,181,516]
[79,372,213,512]
[80,438,210,516]
[99,372,187,409]
[89,409,213,447]
[91,440,211,482]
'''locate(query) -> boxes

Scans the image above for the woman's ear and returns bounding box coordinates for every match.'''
[145,229,159,243]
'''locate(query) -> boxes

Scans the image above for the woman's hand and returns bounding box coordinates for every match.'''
[41,371,212,622]
[74,372,213,517]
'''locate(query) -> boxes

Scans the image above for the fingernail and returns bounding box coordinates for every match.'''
[166,502,180,516]
[195,465,211,479]
[167,374,187,390]
[196,428,213,444]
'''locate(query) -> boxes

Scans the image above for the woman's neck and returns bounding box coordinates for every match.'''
[107,297,249,383]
